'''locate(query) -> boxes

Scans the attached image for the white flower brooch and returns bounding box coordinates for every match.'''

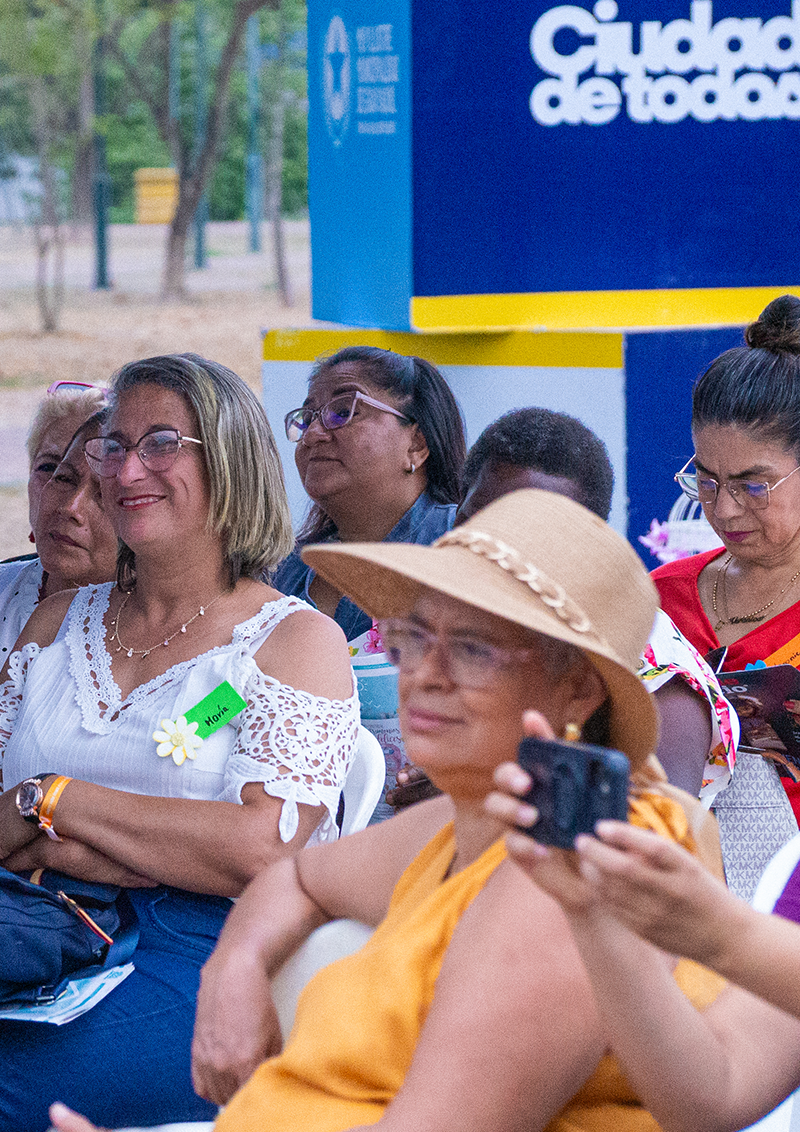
[153,715,204,766]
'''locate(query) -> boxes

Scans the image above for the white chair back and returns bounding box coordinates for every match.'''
[752,834,800,914]
[117,1125,214,1132]
[339,726,386,836]
[271,919,374,1040]
[740,833,800,1132]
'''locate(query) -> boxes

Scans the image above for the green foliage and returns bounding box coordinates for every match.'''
[105,103,172,222]
[257,0,308,217]
[0,1,93,222]
[282,99,307,216]
[0,66,33,158]
[0,0,309,224]
[208,66,245,221]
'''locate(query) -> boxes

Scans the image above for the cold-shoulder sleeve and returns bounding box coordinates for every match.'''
[218,660,360,844]
[0,643,41,789]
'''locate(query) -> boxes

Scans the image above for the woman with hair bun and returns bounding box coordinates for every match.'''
[654,295,800,823]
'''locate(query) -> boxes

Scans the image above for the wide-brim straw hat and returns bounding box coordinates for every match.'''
[303,489,659,768]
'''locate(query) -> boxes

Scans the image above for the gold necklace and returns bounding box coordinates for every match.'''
[109,590,225,660]
[712,553,800,630]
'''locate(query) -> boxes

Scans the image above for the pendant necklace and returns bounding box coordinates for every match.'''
[109,590,225,660]
[712,553,800,630]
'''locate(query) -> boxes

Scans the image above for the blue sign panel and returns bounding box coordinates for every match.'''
[626,327,743,564]
[413,0,800,299]
[308,1,412,327]
[308,0,800,329]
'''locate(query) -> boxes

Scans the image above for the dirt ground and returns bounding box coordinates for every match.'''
[0,218,323,558]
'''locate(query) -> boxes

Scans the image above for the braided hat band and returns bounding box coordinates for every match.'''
[302,489,660,766]
[434,528,604,643]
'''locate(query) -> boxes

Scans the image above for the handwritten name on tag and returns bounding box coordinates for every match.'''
[184,681,248,740]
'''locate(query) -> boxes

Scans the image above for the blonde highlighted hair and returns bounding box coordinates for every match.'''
[110,353,294,589]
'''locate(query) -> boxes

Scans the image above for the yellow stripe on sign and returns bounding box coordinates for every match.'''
[409,287,800,333]
[765,635,800,669]
[262,329,623,368]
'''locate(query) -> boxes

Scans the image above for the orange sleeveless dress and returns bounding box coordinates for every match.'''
[215,799,725,1132]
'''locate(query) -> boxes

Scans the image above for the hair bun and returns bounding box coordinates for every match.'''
[746,294,800,355]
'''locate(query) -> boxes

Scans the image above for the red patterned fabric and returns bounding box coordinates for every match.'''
[653,549,800,821]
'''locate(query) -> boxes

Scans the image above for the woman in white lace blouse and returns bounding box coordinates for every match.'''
[0,354,359,1132]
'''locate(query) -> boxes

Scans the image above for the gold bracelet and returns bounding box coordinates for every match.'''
[38,776,72,842]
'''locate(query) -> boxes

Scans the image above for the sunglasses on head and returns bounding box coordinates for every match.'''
[46,381,108,399]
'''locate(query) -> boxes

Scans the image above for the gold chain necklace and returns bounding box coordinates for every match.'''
[109,590,225,660]
[712,553,800,630]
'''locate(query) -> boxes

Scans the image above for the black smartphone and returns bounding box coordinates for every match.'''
[516,735,630,849]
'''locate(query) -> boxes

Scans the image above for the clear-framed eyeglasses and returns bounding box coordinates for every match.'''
[84,429,203,478]
[675,454,800,510]
[377,619,537,689]
[284,391,412,443]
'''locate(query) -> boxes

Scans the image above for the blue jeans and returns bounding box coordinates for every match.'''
[0,886,230,1131]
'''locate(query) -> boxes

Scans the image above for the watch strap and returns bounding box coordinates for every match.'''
[37,776,72,842]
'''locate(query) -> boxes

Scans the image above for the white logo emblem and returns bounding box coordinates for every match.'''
[323,15,352,144]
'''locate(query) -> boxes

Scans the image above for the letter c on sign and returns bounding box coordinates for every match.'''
[531,5,599,79]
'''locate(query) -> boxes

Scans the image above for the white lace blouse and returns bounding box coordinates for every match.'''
[0,584,359,845]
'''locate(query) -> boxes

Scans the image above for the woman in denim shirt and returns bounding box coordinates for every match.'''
[273,347,466,819]
[273,346,466,640]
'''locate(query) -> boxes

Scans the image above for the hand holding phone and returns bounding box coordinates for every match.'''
[516,735,629,849]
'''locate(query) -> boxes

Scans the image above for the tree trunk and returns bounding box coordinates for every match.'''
[34,217,65,333]
[265,89,293,307]
[162,187,196,299]
[31,77,64,333]
[160,0,277,299]
[71,74,94,231]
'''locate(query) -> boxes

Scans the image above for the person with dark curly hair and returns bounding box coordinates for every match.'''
[458,406,614,525]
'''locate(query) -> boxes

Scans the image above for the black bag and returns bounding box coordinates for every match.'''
[0,865,139,1006]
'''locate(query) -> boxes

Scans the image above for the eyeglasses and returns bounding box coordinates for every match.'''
[84,429,202,478]
[46,381,108,398]
[284,391,412,443]
[377,619,536,689]
[675,455,800,510]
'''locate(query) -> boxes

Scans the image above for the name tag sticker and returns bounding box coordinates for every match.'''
[184,681,248,740]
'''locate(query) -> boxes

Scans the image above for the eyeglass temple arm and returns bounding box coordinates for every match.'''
[355,392,412,422]
[674,454,697,480]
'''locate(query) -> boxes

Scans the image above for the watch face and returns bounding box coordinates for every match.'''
[16,779,42,818]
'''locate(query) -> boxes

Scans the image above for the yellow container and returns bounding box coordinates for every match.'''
[134,167,178,224]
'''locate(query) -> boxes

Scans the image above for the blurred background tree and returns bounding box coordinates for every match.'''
[0,0,309,308]
[0,0,94,329]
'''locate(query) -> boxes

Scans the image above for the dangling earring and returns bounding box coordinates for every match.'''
[406,462,416,475]
[563,722,581,742]
[28,532,36,544]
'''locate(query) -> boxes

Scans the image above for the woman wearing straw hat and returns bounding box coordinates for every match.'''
[52,490,741,1132]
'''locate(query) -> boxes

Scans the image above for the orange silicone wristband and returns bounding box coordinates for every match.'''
[38,776,72,841]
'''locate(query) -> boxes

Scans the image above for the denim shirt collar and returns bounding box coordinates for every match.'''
[273,492,457,641]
